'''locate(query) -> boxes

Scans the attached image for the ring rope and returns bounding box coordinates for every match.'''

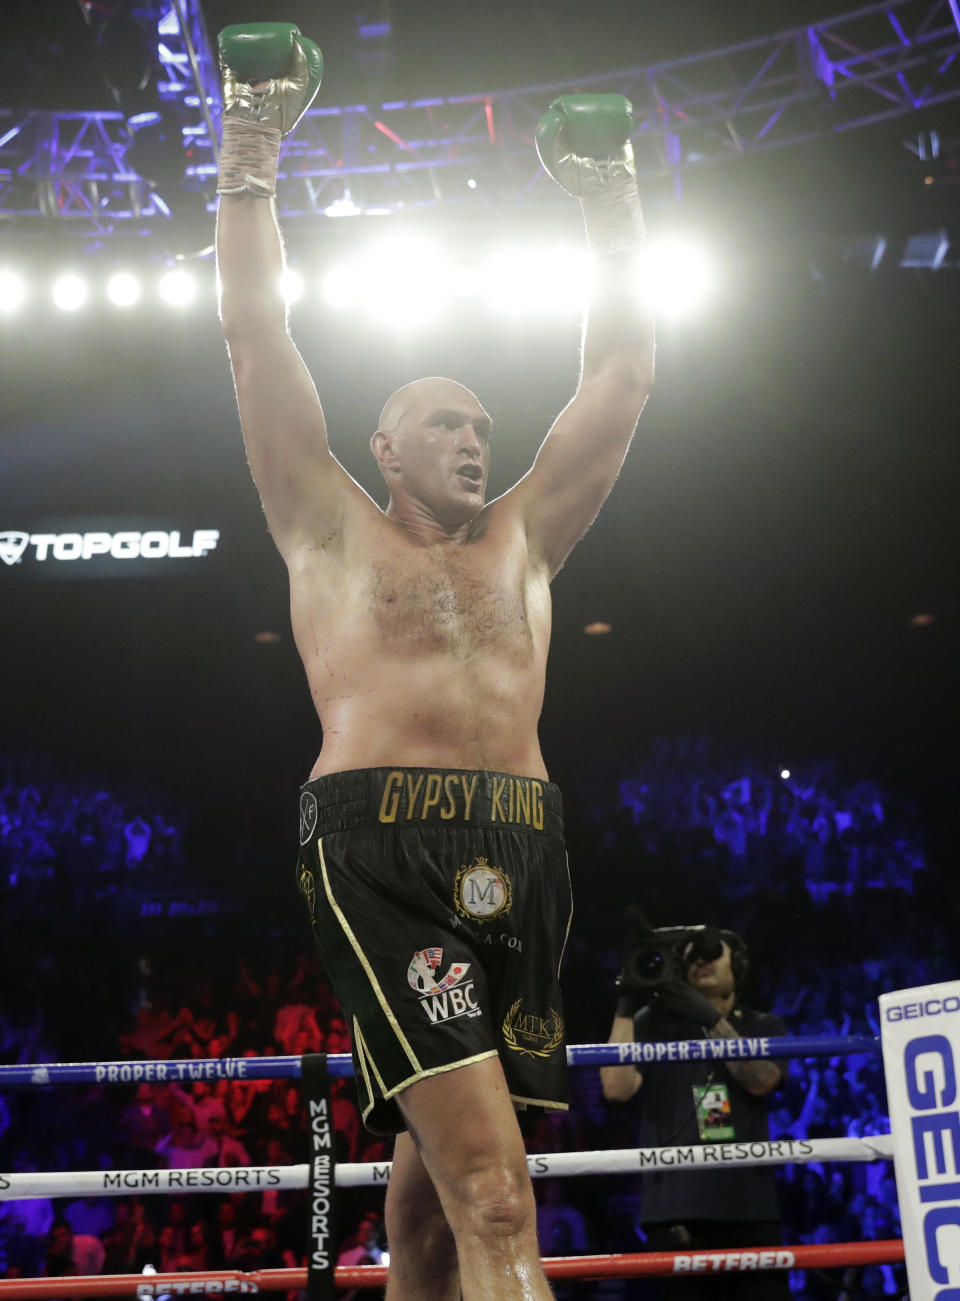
[0,1242,907,1296]
[0,1034,879,1088]
[0,1135,893,1201]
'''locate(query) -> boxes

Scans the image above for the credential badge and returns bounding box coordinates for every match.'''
[454,857,513,922]
[299,791,318,846]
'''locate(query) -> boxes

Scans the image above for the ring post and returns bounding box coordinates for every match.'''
[300,1053,336,1301]
[879,979,960,1301]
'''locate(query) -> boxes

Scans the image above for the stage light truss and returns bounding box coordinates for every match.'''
[0,0,958,233]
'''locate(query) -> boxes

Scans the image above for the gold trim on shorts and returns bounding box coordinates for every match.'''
[558,850,574,977]
[381,1050,500,1105]
[318,837,422,1074]
[510,1094,570,1111]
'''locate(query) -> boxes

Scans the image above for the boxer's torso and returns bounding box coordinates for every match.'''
[287,496,552,780]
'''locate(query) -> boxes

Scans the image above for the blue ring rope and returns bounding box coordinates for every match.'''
[0,1034,878,1087]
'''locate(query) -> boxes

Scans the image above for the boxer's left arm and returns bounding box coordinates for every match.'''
[506,96,655,579]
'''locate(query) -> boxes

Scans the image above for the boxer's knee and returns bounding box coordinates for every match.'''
[449,1161,536,1242]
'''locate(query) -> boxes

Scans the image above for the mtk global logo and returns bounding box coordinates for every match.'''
[0,528,220,565]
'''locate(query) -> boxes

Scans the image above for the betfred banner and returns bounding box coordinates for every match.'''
[879,980,960,1301]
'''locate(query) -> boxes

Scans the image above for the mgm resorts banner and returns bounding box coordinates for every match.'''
[0,518,220,579]
[880,979,960,1301]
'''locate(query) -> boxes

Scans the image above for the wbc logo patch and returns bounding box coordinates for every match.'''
[407,947,481,1026]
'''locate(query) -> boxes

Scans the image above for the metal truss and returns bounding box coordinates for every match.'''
[1,0,959,234]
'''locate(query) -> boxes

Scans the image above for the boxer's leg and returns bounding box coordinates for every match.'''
[394,1054,554,1301]
[384,1131,460,1301]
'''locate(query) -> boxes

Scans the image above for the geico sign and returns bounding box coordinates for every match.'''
[886,996,960,1022]
[902,1033,960,1297]
[0,529,219,565]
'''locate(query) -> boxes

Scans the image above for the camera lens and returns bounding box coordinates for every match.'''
[637,950,665,979]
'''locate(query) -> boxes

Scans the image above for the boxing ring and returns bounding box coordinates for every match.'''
[0,1026,918,1295]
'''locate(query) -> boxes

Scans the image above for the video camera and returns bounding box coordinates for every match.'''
[620,923,748,993]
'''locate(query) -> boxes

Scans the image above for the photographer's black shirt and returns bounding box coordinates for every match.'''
[632,1005,788,1225]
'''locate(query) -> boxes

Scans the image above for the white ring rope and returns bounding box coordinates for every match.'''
[0,1134,893,1201]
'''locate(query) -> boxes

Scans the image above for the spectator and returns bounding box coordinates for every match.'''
[44,1220,105,1277]
[62,1197,114,1242]
[170,1080,227,1135]
[101,1200,155,1274]
[153,1224,181,1274]
[0,1158,54,1276]
[204,1111,251,1167]
[535,1180,588,1255]
[213,1200,243,1267]
[118,1083,171,1164]
[177,1221,213,1272]
[155,1119,216,1169]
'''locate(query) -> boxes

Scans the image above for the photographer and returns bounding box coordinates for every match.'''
[601,919,790,1301]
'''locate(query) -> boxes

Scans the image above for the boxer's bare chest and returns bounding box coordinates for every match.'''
[357,530,536,660]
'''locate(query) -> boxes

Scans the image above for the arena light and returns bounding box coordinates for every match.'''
[0,268,28,314]
[157,269,196,308]
[780,769,791,780]
[324,195,361,219]
[449,266,481,298]
[538,246,591,312]
[642,239,714,319]
[363,239,450,326]
[52,273,90,313]
[281,268,305,306]
[321,263,360,309]
[482,247,588,316]
[482,251,535,314]
[106,272,142,308]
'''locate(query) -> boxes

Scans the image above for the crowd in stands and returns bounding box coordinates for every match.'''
[0,743,951,1299]
[0,771,185,919]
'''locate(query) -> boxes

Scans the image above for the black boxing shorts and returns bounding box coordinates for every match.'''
[295,767,573,1135]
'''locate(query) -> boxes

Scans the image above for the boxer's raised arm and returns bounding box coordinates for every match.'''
[218,195,345,553]
[215,24,364,556]
[506,96,654,579]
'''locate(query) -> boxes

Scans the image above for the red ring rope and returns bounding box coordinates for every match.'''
[0,1240,905,1295]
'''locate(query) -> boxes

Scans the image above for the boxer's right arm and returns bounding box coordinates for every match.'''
[215,24,361,556]
[217,194,345,555]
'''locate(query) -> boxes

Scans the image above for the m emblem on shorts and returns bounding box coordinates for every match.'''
[408,947,481,1026]
[454,857,513,922]
[299,791,318,846]
[502,1000,564,1058]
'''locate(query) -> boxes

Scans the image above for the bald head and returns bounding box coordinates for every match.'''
[377,377,482,439]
